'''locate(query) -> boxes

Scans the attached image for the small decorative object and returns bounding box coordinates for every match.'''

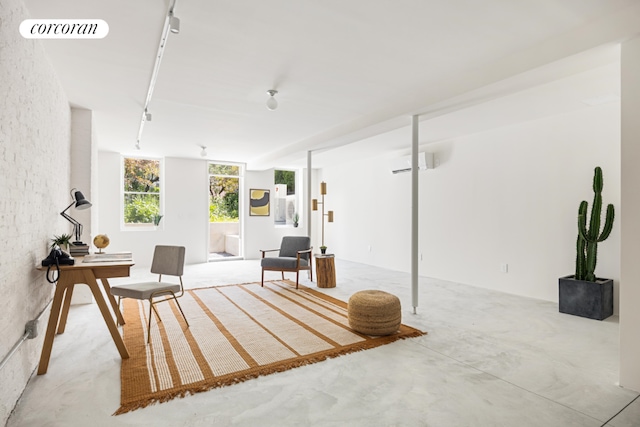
[51,233,73,251]
[93,234,110,253]
[293,212,299,227]
[320,245,327,255]
[312,181,334,250]
[559,166,615,320]
[249,189,270,216]
[152,214,164,226]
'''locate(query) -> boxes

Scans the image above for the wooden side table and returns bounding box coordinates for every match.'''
[315,254,336,288]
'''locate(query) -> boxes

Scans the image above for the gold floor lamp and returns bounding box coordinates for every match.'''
[312,181,334,254]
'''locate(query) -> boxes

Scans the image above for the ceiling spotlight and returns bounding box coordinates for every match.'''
[144,110,152,121]
[135,141,141,150]
[200,146,207,157]
[170,12,180,34]
[266,89,278,111]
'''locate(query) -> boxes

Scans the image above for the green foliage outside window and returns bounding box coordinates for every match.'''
[209,164,239,222]
[275,170,295,195]
[124,194,160,223]
[209,164,239,176]
[124,158,160,224]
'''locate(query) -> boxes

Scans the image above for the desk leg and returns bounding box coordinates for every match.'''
[38,280,69,375]
[100,278,125,326]
[56,284,75,334]
[83,270,129,359]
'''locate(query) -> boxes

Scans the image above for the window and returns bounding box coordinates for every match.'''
[209,163,240,222]
[123,157,161,226]
[274,169,297,225]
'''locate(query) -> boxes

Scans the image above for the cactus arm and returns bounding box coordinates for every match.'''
[576,234,586,280]
[577,201,589,241]
[576,201,588,280]
[598,204,615,242]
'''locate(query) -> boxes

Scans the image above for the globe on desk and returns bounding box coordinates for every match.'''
[93,234,110,253]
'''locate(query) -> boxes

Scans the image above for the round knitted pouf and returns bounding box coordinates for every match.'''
[348,290,401,336]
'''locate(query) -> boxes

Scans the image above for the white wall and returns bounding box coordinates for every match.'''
[244,169,309,260]
[97,153,209,267]
[69,108,95,304]
[0,0,71,423]
[70,108,94,244]
[322,102,620,306]
[620,35,640,392]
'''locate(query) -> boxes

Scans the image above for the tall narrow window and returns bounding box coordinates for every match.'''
[274,169,297,225]
[123,157,161,226]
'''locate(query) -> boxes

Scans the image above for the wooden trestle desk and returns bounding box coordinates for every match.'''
[36,257,134,374]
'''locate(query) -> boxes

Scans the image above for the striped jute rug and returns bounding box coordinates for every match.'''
[115,280,425,414]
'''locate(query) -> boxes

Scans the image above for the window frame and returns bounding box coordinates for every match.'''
[121,155,164,230]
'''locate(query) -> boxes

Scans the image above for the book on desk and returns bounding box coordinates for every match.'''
[82,252,133,262]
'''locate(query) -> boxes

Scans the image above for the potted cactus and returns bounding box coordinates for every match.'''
[559,167,615,320]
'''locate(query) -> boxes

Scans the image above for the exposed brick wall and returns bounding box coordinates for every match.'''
[0,0,71,423]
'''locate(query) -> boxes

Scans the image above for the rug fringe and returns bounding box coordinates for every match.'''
[115,281,426,415]
[114,327,426,415]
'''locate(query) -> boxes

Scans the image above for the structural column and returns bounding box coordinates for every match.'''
[411,115,419,314]
[620,35,640,392]
[307,151,312,240]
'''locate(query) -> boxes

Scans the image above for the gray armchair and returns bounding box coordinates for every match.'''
[260,236,313,289]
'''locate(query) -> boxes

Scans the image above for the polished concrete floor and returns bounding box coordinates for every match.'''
[7,259,640,426]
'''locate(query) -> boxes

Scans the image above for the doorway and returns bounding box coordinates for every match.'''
[208,163,242,260]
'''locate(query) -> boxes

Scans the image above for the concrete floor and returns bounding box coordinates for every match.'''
[7,259,640,426]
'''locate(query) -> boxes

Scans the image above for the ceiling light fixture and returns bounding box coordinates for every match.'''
[266,89,278,111]
[200,146,207,157]
[135,0,179,150]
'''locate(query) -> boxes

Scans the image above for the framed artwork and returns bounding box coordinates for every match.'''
[249,189,270,216]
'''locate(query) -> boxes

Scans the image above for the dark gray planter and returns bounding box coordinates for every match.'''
[558,275,613,320]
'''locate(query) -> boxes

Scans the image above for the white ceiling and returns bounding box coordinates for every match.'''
[22,0,638,169]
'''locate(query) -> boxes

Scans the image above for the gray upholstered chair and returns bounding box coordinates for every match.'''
[260,236,313,289]
[110,245,189,343]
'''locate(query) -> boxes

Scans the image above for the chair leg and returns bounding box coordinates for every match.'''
[147,300,154,344]
[172,295,190,327]
[151,303,162,321]
[296,271,299,289]
[261,269,264,287]
[281,271,285,280]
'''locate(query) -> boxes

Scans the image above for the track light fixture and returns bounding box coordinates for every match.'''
[170,12,180,34]
[266,89,278,111]
[200,146,207,157]
[135,0,180,150]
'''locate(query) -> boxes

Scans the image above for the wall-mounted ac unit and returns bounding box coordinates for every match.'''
[274,184,287,222]
[285,196,296,224]
[389,152,434,174]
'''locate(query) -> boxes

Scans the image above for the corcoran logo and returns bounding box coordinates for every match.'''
[20,19,109,39]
